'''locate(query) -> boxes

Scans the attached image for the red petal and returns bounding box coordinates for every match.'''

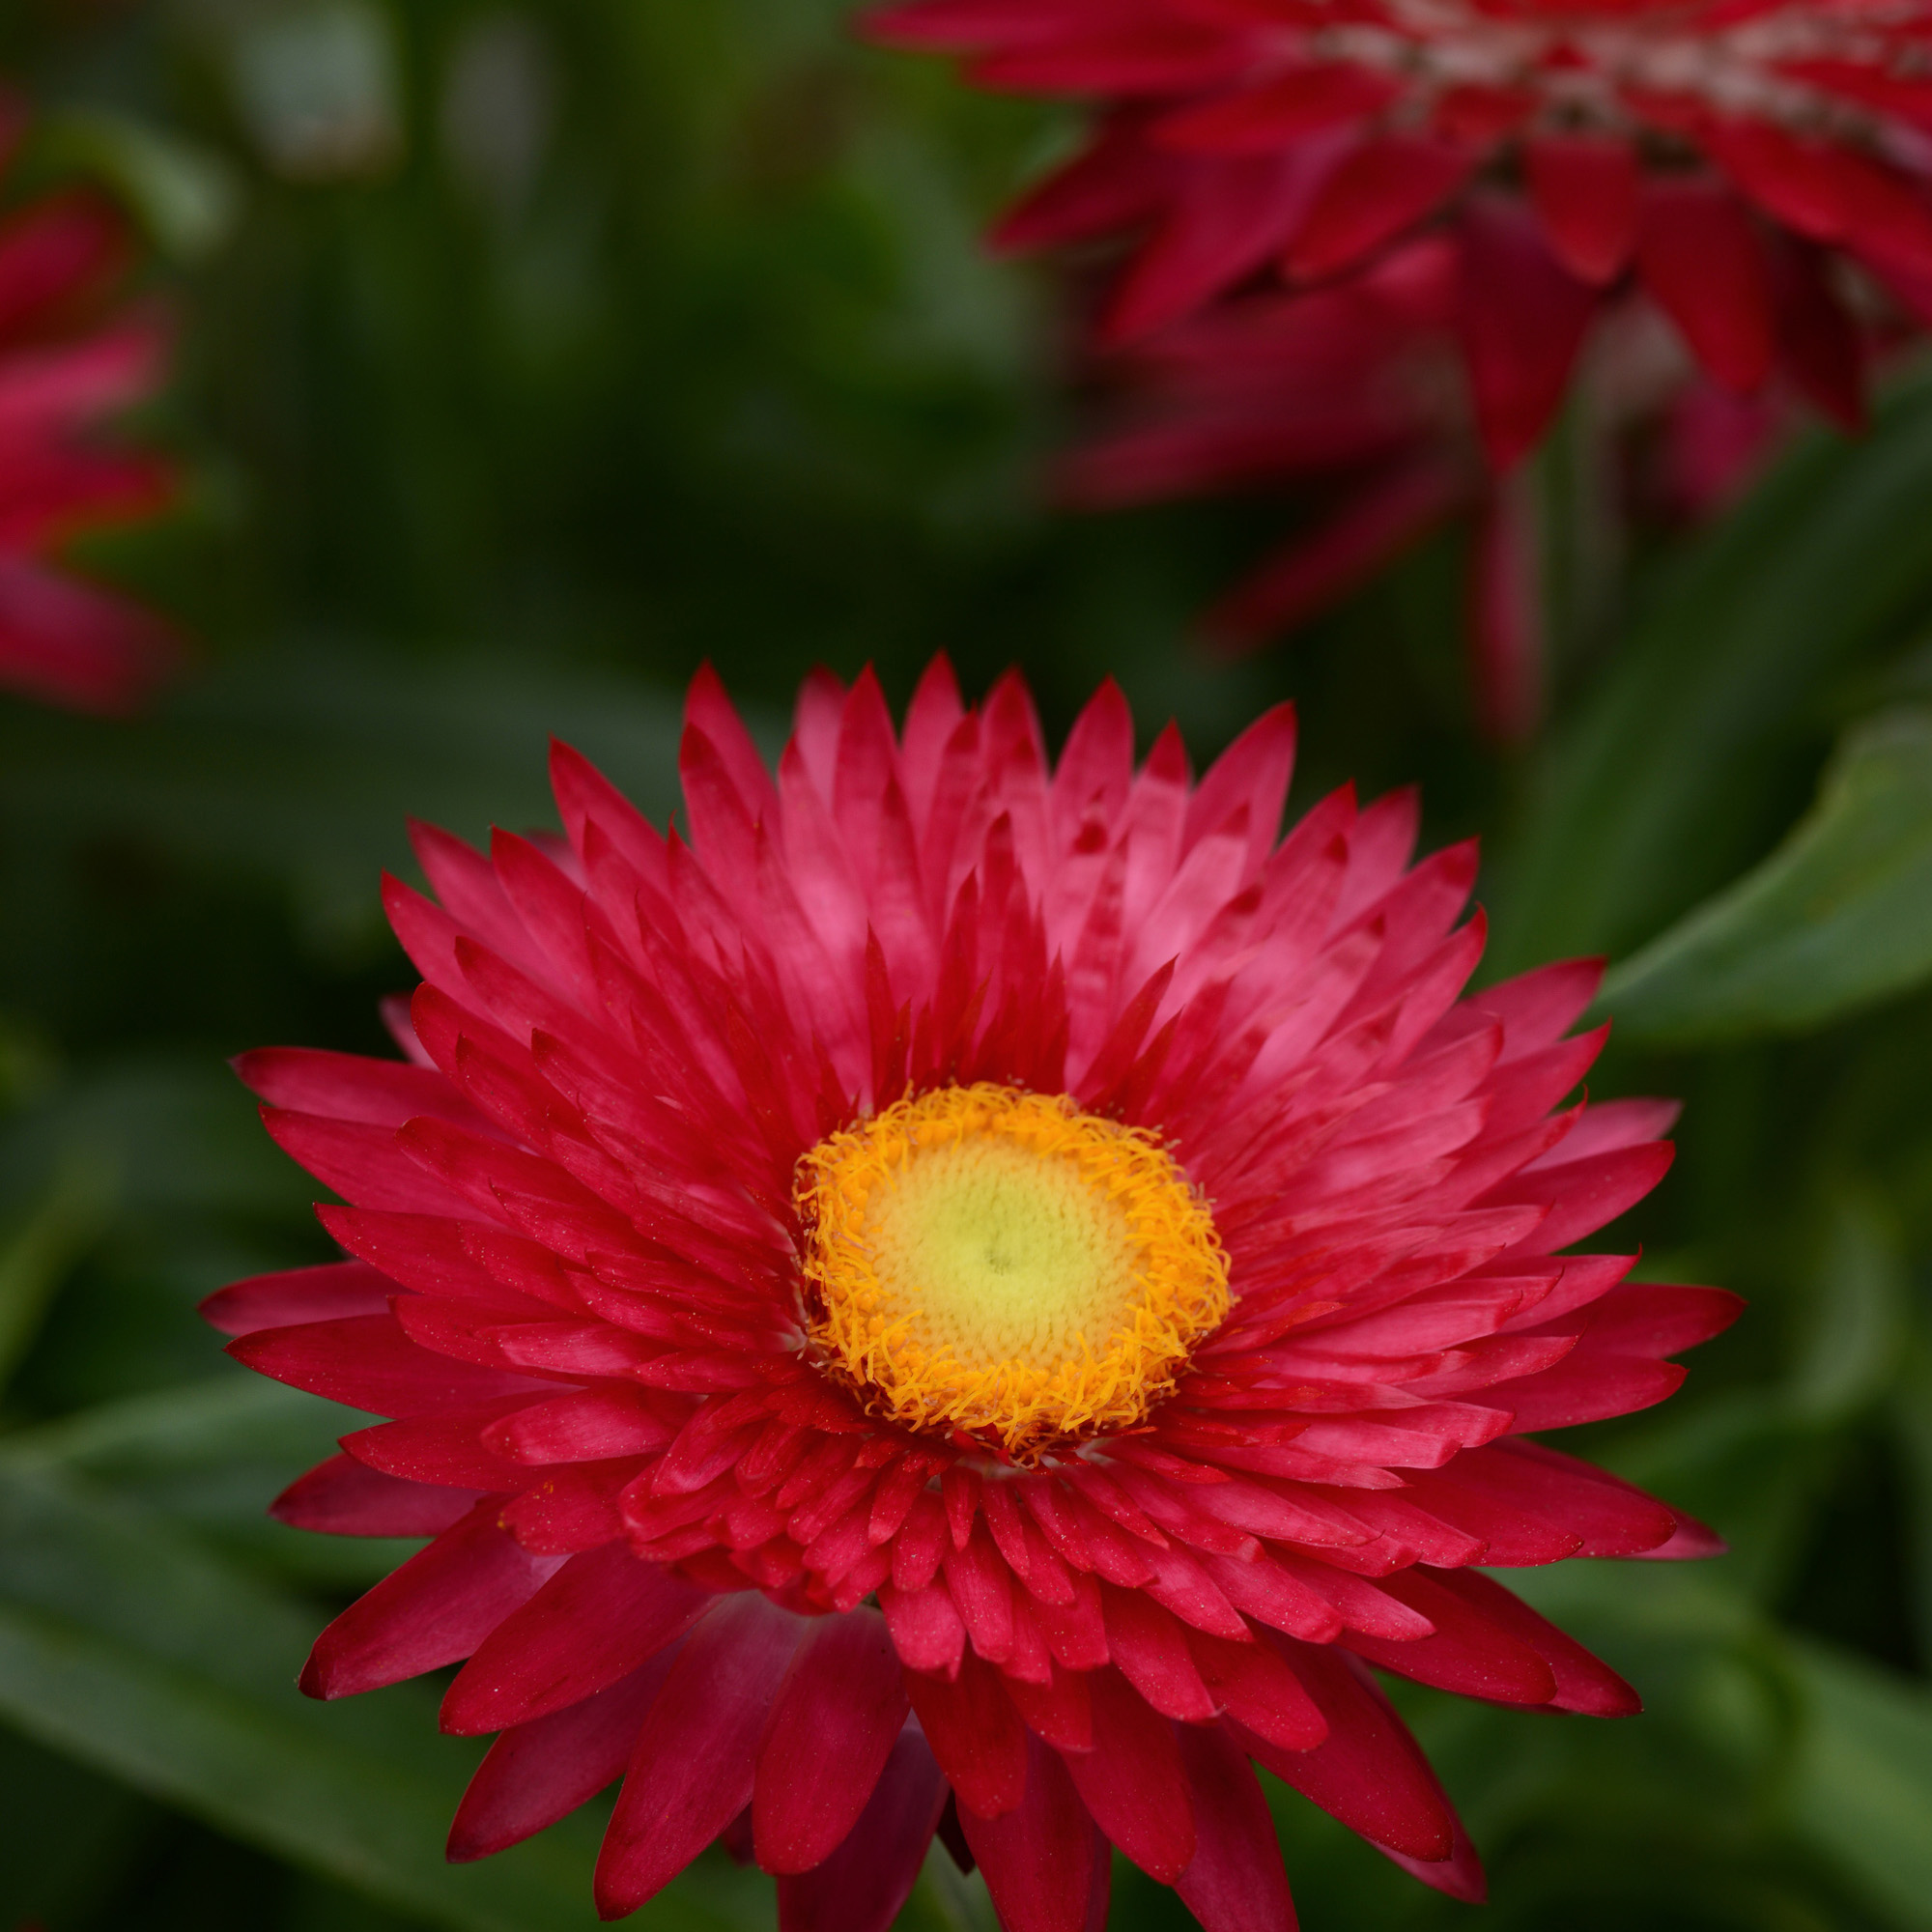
[1107,146,1345,343]
[1006,1659,1095,1752]
[686,661,780,826]
[1156,65,1398,152]
[1434,83,1536,145]
[595,1595,804,1915]
[993,124,1169,253]
[1060,1666,1195,1882]
[1532,1280,1743,1358]
[1237,1638,1457,1861]
[753,1608,911,1872]
[1183,700,1296,870]
[1287,138,1474,282]
[1434,1438,1676,1556]
[1375,1819,1488,1900]
[1458,198,1598,469]
[1467,473,1545,747]
[502,1457,639,1552]
[343,1402,529,1492]
[1525,136,1640,282]
[958,1733,1100,1932]
[1186,1627,1327,1750]
[1467,958,1603,1058]
[944,1522,1018,1665]
[880,1577,967,1674]
[775,1729,949,1932]
[0,189,127,336]
[200,1261,393,1337]
[230,1313,550,1418]
[264,1103,484,1217]
[1705,119,1932,280]
[440,1541,710,1733]
[0,558,177,716]
[1430,1570,1638,1716]
[1637,182,1775,392]
[489,1385,677,1463]
[233,1045,477,1128]
[271,1453,479,1538]
[1488,1141,1675,1255]
[300,1500,561,1698]
[1099,1583,1217,1720]
[1175,1722,1298,1932]
[448,1654,674,1860]
[904,1650,1029,1818]
[1338,1566,1558,1704]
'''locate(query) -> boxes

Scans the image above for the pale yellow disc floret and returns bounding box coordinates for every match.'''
[794,1084,1230,1457]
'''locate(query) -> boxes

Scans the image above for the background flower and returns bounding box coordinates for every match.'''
[869,0,1932,456]
[1055,224,1805,737]
[0,95,178,713]
[868,0,1932,724]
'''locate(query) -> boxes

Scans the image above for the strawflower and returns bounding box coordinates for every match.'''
[0,92,178,714]
[209,661,1740,1931]
[1060,225,1802,738]
[867,0,1932,468]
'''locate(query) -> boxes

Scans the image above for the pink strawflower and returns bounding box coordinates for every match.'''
[0,95,178,714]
[868,0,1932,465]
[209,662,1738,1931]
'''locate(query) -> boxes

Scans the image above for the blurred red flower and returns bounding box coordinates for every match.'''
[1059,225,1799,737]
[870,0,1932,466]
[0,96,178,713]
[210,662,1738,1931]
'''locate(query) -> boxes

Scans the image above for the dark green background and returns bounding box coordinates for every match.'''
[0,3,1929,1929]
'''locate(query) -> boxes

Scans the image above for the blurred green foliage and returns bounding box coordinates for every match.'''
[1,2,1931,1930]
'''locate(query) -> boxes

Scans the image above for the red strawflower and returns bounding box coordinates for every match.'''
[208,661,1739,1931]
[0,94,178,714]
[868,0,1932,466]
[1060,224,1801,738]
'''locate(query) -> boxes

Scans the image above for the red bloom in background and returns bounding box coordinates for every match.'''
[868,0,1932,469]
[1060,225,1798,738]
[209,662,1739,1931]
[0,95,178,713]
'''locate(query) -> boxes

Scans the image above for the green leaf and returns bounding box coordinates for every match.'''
[1889,1345,1932,1681]
[0,1462,743,1932]
[1787,1640,1932,1932]
[1,1374,351,1476]
[1783,1188,1910,1423]
[1600,710,1932,1041]
[0,1159,110,1397]
[0,1376,413,1586]
[1492,372,1932,974]
[0,1059,304,1228]
[38,108,246,262]
[0,1724,155,1928]
[0,645,690,955]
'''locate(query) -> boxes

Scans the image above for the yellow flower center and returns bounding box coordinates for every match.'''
[794,1084,1231,1457]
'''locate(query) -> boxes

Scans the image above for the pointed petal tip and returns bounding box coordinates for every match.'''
[296,1648,337,1700]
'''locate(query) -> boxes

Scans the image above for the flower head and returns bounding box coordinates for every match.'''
[0,92,179,713]
[869,0,1932,462]
[210,661,1739,1930]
